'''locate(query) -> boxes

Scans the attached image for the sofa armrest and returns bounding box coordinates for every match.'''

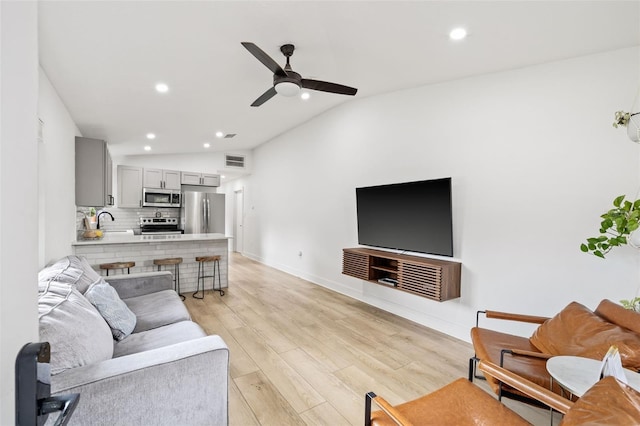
[106,271,173,299]
[51,335,229,426]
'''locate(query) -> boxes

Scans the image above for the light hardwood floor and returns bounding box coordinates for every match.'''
[184,253,549,425]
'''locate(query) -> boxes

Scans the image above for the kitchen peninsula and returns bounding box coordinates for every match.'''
[72,233,231,293]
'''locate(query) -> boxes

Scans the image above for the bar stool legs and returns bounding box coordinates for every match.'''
[153,258,185,301]
[193,255,224,299]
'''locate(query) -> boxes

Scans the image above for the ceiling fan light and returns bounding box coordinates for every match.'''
[275,81,301,97]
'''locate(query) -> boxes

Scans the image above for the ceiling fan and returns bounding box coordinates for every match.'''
[241,42,358,107]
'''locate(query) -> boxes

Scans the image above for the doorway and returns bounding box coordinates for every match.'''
[233,189,244,253]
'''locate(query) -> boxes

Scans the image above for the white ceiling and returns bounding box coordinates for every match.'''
[39,1,640,158]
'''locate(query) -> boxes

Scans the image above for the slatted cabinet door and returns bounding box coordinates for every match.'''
[342,249,370,280]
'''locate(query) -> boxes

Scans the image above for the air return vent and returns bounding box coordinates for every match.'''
[224,134,236,139]
[225,154,245,168]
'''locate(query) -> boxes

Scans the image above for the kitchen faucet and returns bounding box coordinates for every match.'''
[97,211,114,230]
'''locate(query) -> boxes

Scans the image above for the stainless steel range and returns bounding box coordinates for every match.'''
[139,217,182,235]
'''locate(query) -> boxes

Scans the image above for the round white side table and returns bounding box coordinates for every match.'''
[546,355,640,397]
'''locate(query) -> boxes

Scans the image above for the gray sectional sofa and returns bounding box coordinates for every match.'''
[38,255,229,425]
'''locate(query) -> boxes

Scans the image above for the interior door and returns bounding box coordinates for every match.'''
[234,189,244,253]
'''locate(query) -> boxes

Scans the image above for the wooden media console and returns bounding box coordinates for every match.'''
[342,247,461,302]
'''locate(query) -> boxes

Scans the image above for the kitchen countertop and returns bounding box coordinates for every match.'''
[72,232,231,246]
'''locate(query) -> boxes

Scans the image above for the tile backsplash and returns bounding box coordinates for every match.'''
[76,206,180,233]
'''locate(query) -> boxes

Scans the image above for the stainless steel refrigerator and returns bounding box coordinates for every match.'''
[181,188,225,234]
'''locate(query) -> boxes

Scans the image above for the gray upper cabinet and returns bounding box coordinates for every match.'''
[117,165,143,208]
[144,168,181,190]
[181,171,220,187]
[75,137,114,207]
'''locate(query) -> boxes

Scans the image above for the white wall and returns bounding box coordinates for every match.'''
[38,68,81,266]
[236,47,640,341]
[0,2,39,423]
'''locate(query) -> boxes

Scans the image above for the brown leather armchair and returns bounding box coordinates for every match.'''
[469,300,640,404]
[365,360,640,426]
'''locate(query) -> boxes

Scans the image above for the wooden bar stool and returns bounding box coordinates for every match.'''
[99,261,135,276]
[193,255,224,299]
[153,257,184,301]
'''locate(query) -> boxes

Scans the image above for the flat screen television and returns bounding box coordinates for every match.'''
[356,178,453,257]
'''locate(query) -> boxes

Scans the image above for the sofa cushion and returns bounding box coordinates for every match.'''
[85,281,137,341]
[530,302,640,370]
[39,280,114,375]
[38,255,101,294]
[113,321,206,358]
[124,289,190,333]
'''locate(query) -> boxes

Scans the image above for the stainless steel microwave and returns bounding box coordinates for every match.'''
[142,188,181,208]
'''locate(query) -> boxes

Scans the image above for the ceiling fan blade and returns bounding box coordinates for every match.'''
[251,87,277,107]
[241,42,287,77]
[301,79,357,96]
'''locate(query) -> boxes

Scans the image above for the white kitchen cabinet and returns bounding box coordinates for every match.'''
[181,171,220,187]
[117,165,143,208]
[75,137,114,207]
[201,174,220,186]
[144,168,180,190]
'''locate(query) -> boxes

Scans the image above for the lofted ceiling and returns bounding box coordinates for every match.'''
[38,1,640,158]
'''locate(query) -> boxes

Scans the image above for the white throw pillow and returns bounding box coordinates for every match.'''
[38,255,101,294]
[84,281,137,341]
[39,280,114,375]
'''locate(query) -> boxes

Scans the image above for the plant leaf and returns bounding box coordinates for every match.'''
[614,195,625,207]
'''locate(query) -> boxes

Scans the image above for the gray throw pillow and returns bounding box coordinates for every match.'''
[39,280,114,375]
[38,255,101,294]
[85,281,137,341]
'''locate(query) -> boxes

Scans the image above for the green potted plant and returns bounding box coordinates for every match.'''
[620,297,640,312]
[580,195,640,258]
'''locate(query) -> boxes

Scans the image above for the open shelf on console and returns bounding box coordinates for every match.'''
[342,247,461,302]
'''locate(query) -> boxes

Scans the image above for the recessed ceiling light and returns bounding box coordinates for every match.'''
[203,143,210,148]
[146,133,156,140]
[301,92,311,100]
[449,28,467,41]
[221,175,226,179]
[144,145,151,151]
[155,83,169,93]
[215,131,224,138]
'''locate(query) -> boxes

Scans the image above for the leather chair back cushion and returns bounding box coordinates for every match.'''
[595,299,640,335]
[39,280,114,375]
[560,377,640,425]
[530,302,640,370]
